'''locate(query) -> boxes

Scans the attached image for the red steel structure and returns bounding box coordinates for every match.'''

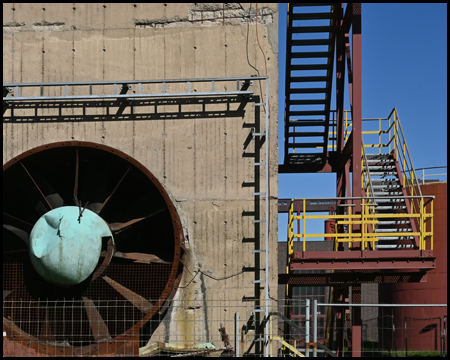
[279,3,437,357]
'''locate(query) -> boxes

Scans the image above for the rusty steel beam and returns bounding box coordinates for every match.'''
[278,199,337,213]
[289,250,436,271]
[278,270,428,285]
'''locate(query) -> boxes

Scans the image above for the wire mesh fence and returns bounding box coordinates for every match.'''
[3,299,447,357]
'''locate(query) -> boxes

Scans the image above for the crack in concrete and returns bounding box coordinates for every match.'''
[134,4,275,29]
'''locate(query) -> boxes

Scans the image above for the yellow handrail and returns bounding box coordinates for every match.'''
[287,197,434,252]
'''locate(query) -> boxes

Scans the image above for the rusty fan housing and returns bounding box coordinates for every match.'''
[3,141,185,351]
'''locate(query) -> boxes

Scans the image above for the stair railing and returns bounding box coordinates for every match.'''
[361,139,377,248]
[387,108,422,216]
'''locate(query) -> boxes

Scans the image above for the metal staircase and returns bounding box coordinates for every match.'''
[284,3,337,167]
[364,154,417,249]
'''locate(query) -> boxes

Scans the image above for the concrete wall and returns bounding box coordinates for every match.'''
[3,3,279,349]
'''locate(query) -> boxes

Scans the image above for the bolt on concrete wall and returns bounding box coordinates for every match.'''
[3,3,279,350]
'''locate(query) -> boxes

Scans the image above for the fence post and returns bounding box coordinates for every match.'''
[306,299,310,357]
[235,312,239,358]
[404,316,407,357]
[313,299,318,357]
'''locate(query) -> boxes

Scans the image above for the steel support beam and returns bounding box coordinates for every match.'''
[290,250,436,271]
[351,4,362,252]
[335,3,346,203]
[278,270,428,285]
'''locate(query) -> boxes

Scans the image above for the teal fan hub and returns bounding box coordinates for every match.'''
[29,206,112,286]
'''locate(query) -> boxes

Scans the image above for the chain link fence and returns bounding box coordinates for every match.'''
[3,299,447,357]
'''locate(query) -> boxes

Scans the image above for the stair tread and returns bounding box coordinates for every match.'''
[366,160,395,164]
[291,12,334,20]
[371,179,400,183]
[374,198,407,202]
[289,110,327,116]
[291,39,332,47]
[290,76,329,82]
[291,26,333,33]
[288,99,327,105]
[288,120,327,126]
[375,228,412,232]
[369,172,398,176]
[366,154,394,159]
[367,165,396,170]
[375,205,407,209]
[289,88,328,94]
[288,143,325,148]
[290,64,330,71]
[377,245,415,249]
[290,51,331,58]
[378,220,411,225]
[287,132,325,137]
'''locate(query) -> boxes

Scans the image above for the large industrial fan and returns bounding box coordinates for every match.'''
[3,141,185,355]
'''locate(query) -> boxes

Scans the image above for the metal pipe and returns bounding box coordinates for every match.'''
[313,299,318,358]
[3,76,268,87]
[289,195,434,201]
[3,91,254,102]
[264,77,270,358]
[305,299,310,357]
[235,312,239,358]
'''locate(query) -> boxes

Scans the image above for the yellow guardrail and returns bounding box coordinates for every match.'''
[287,196,434,255]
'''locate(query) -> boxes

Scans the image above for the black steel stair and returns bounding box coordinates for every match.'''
[364,154,417,249]
[284,3,337,168]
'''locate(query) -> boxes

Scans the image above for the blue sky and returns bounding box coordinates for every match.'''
[277,3,447,242]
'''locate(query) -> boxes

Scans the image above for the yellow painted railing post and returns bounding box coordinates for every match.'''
[378,117,382,154]
[348,203,352,251]
[419,197,423,250]
[388,113,392,153]
[303,199,306,252]
[431,200,434,250]
[361,199,365,250]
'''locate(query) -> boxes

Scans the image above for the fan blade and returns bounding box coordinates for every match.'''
[97,166,131,215]
[107,251,171,264]
[82,297,111,341]
[3,225,29,246]
[74,148,79,206]
[3,290,12,299]
[26,170,65,209]
[92,237,115,281]
[3,212,33,233]
[102,276,154,313]
[19,162,53,214]
[108,208,167,233]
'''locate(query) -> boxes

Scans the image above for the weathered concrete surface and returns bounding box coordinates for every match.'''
[3,3,278,353]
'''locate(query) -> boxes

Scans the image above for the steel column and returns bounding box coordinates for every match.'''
[335,3,346,202]
[351,285,362,357]
[351,5,362,194]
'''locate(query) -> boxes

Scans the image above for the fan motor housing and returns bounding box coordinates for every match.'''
[29,206,111,286]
